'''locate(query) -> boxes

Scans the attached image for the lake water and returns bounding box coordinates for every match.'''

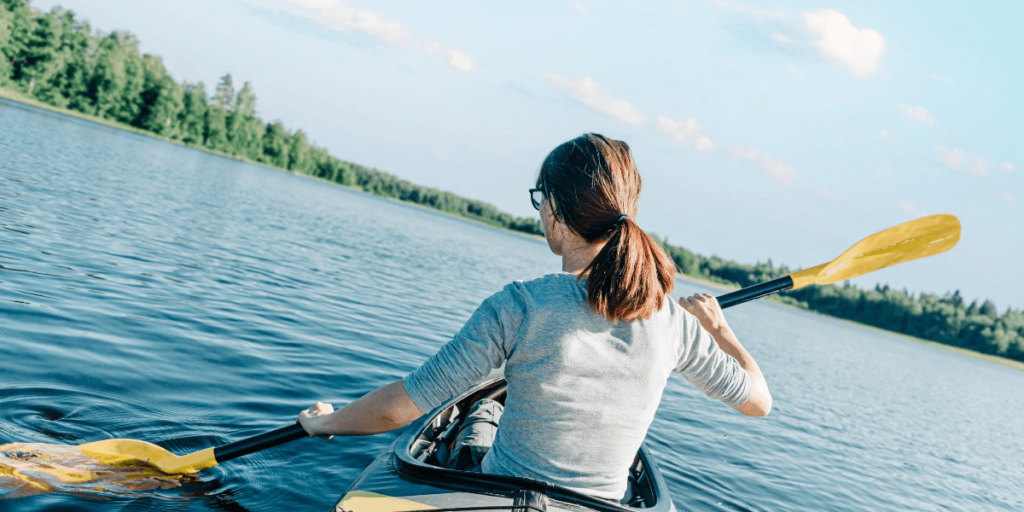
[1,99,1022,511]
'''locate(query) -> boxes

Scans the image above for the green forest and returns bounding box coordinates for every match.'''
[2,0,1022,364]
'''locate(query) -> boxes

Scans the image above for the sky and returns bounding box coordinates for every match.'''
[31,0,1024,310]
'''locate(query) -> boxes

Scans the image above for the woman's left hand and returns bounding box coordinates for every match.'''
[298,401,336,439]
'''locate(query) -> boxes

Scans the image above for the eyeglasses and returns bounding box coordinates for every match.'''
[529,187,545,210]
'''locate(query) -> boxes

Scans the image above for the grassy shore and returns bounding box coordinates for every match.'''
[4,90,1020,372]
[676,274,736,292]
[0,86,278,169]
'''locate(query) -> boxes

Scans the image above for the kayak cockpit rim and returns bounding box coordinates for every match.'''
[389,376,675,512]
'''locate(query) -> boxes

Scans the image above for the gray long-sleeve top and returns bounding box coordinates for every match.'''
[403,273,752,500]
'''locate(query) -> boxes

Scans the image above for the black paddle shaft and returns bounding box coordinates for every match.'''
[213,423,308,463]
[715,275,794,309]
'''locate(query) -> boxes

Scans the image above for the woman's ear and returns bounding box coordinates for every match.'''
[540,199,563,256]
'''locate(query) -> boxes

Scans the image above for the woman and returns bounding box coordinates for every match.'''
[298,134,771,500]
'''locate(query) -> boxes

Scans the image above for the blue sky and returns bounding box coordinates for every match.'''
[33,0,1023,310]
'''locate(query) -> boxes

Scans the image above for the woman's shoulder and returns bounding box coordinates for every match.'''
[511,271,582,288]
[491,273,586,308]
[513,272,586,293]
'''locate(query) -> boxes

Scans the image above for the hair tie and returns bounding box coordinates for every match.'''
[613,214,631,226]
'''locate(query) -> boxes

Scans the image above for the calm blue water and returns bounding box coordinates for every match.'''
[1,99,1022,511]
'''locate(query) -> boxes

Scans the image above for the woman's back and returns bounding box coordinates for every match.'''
[404,273,752,499]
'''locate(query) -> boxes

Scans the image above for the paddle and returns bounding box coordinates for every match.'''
[73,423,307,474]
[64,214,961,476]
[715,214,961,309]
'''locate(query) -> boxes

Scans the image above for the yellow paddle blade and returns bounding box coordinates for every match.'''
[789,214,961,289]
[1,442,197,498]
[77,439,217,475]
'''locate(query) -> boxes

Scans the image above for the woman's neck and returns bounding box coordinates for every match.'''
[561,236,606,276]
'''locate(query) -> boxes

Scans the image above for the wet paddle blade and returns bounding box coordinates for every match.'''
[789,214,961,289]
[1,442,196,498]
[77,439,217,475]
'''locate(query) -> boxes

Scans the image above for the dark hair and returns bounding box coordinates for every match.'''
[538,134,676,322]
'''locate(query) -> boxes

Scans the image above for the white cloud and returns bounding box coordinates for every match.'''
[967,159,988,177]
[421,37,442,54]
[1002,162,1015,172]
[284,0,412,47]
[693,135,716,152]
[718,5,886,78]
[730,146,797,188]
[656,116,716,151]
[931,74,954,84]
[936,146,965,169]
[880,129,898,146]
[899,104,936,127]
[900,201,928,218]
[279,1,474,73]
[996,191,1017,205]
[544,74,647,126]
[786,62,803,77]
[570,1,589,14]
[772,33,793,44]
[825,94,842,102]
[804,9,885,78]
[935,146,988,176]
[657,116,700,142]
[447,50,474,73]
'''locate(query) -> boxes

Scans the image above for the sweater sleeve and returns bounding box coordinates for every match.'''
[403,285,523,413]
[673,311,752,409]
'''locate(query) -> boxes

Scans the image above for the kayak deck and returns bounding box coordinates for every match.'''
[334,376,675,512]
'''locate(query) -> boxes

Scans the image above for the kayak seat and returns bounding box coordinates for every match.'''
[443,398,503,471]
[620,454,657,507]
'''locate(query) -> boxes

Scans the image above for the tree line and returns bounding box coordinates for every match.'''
[3,1,1020,364]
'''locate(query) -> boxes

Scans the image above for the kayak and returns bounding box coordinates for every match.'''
[334,374,676,512]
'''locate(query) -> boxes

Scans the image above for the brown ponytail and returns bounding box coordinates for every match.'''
[539,134,676,322]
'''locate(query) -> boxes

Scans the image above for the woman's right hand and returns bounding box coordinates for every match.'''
[298,401,336,439]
